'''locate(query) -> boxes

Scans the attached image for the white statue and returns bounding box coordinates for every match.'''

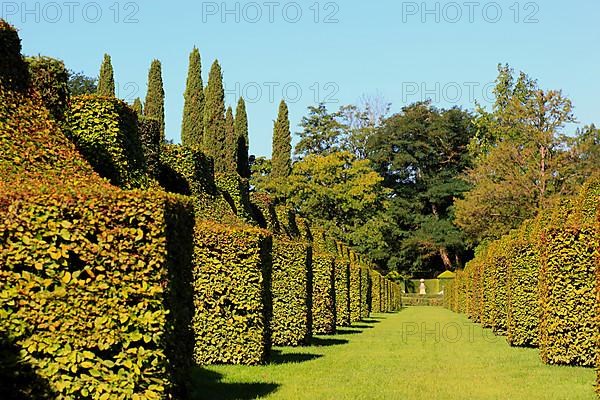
[419,279,426,295]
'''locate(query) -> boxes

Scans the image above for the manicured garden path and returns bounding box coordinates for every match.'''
[191,307,596,399]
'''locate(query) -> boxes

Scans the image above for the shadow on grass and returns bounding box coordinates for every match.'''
[190,368,279,400]
[335,328,363,335]
[351,324,375,329]
[270,350,322,365]
[309,337,349,347]
[360,319,381,324]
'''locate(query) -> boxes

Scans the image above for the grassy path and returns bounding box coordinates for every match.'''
[191,307,596,399]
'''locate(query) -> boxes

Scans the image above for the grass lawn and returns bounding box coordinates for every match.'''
[191,307,596,400]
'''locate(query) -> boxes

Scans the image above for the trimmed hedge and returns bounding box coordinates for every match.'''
[66,95,147,188]
[159,143,215,197]
[312,253,336,334]
[370,271,382,313]
[271,238,312,346]
[215,173,254,223]
[350,263,361,322]
[506,219,541,347]
[192,220,272,365]
[0,183,195,399]
[138,116,162,179]
[335,260,351,327]
[488,238,509,335]
[539,179,599,367]
[360,265,370,319]
[25,56,69,121]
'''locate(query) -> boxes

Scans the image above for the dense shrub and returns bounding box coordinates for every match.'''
[25,56,69,121]
[271,238,312,346]
[192,220,272,365]
[0,20,29,91]
[335,260,351,327]
[360,265,370,318]
[0,183,195,399]
[312,253,336,334]
[215,173,254,223]
[159,144,215,196]
[487,238,509,335]
[350,263,361,322]
[138,116,162,179]
[249,192,279,231]
[370,271,382,313]
[481,247,494,328]
[506,220,541,347]
[66,95,147,188]
[539,179,599,367]
[274,204,301,238]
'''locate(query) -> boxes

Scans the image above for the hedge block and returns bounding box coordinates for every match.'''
[192,220,272,365]
[65,95,147,188]
[370,271,382,313]
[159,144,215,197]
[0,184,194,399]
[0,20,29,91]
[350,264,361,322]
[335,260,351,327]
[312,253,336,334]
[25,56,69,121]
[539,179,599,367]
[271,238,312,346]
[360,266,370,318]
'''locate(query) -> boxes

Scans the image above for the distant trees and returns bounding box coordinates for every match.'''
[181,47,204,148]
[144,60,165,140]
[67,70,96,96]
[271,100,292,179]
[97,54,115,97]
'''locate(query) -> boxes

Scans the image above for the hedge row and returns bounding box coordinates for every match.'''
[192,220,272,365]
[445,176,599,378]
[370,271,382,313]
[335,260,351,327]
[360,266,370,319]
[350,263,362,322]
[271,238,312,346]
[312,253,336,335]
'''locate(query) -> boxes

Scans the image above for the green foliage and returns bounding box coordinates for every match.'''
[0,183,195,399]
[65,95,147,188]
[312,253,336,334]
[132,97,143,116]
[295,103,345,159]
[271,100,292,179]
[181,47,204,147]
[370,271,382,313]
[0,19,29,91]
[203,60,226,171]
[96,54,115,97]
[538,178,599,367]
[67,70,97,96]
[192,220,272,365]
[158,143,215,196]
[138,116,161,179]
[25,56,69,121]
[224,106,237,173]
[487,238,509,335]
[215,173,254,223]
[335,260,351,327]
[360,265,370,319]
[506,220,541,347]
[349,263,361,322]
[144,60,165,140]
[271,238,312,346]
[235,97,250,178]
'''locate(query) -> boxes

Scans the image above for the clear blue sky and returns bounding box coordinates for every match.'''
[7,0,599,156]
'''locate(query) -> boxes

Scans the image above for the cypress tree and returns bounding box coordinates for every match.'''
[132,97,143,116]
[224,106,237,173]
[203,60,226,171]
[144,59,165,140]
[97,54,115,97]
[235,97,250,178]
[181,47,204,147]
[271,100,292,178]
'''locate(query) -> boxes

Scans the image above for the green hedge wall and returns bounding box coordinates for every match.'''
[488,238,509,335]
[250,192,280,232]
[66,95,147,188]
[350,263,361,322]
[360,266,370,319]
[159,144,215,197]
[335,260,351,327]
[506,220,541,347]
[481,247,494,328]
[539,179,599,367]
[215,173,254,223]
[192,220,272,365]
[25,56,69,121]
[138,116,161,179]
[370,271,382,313]
[312,253,336,334]
[0,184,194,399]
[271,238,312,346]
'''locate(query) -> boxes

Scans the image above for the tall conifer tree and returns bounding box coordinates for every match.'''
[224,106,237,173]
[181,47,204,147]
[97,54,115,97]
[203,60,226,171]
[235,97,250,178]
[144,59,165,140]
[271,100,292,178]
[132,97,143,116]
